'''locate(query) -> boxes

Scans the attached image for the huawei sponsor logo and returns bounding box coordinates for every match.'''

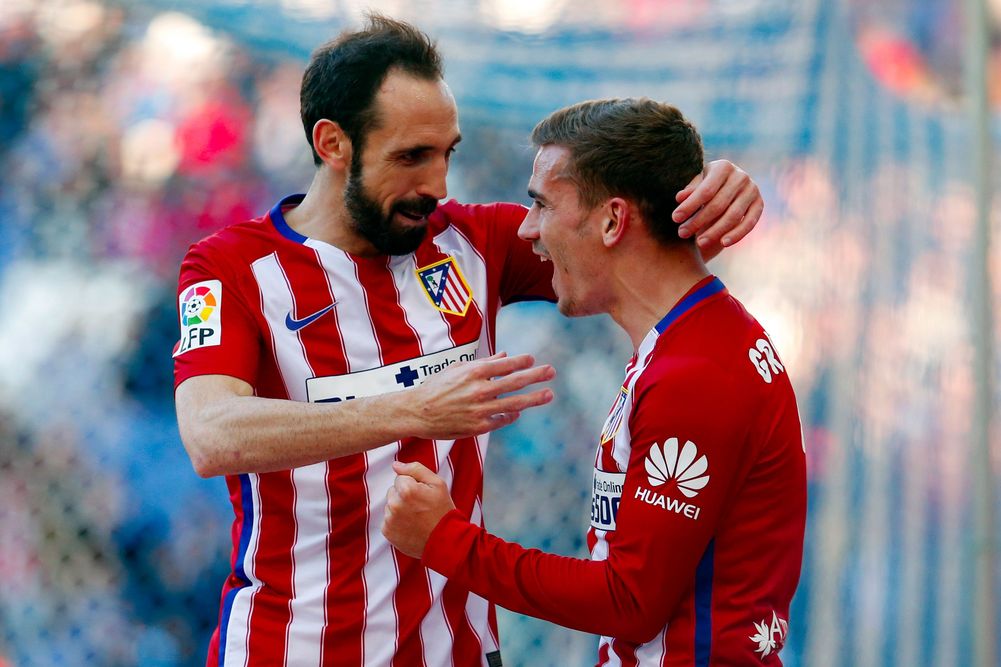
[634,438,709,521]
[645,437,709,497]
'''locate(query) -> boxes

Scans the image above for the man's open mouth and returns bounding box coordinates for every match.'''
[396,209,427,222]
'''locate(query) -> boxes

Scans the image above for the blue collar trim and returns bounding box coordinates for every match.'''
[269,194,308,243]
[654,277,726,335]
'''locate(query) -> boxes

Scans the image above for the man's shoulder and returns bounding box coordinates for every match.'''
[429,199,528,234]
[179,210,278,284]
[185,212,276,261]
[642,294,789,398]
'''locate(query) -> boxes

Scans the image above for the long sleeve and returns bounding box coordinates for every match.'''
[422,358,754,645]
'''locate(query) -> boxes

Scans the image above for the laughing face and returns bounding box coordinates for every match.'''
[345,70,461,256]
[518,144,608,317]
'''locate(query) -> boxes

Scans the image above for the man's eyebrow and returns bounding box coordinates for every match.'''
[391,144,434,157]
[527,188,549,204]
[391,136,462,158]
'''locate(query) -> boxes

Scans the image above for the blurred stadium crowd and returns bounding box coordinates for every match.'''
[0,0,998,666]
[0,3,311,664]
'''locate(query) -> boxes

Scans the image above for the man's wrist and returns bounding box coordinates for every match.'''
[379,389,427,440]
[421,508,470,576]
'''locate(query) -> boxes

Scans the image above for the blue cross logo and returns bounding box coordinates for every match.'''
[395,365,420,388]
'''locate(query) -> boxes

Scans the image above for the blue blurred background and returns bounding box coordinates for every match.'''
[0,0,998,665]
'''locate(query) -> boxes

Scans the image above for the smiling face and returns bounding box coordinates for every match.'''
[518,144,609,317]
[344,70,461,255]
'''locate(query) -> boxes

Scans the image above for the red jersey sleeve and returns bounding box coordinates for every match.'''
[489,202,556,304]
[173,242,262,389]
[422,358,750,644]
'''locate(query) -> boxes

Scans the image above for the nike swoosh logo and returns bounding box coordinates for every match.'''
[285,304,335,332]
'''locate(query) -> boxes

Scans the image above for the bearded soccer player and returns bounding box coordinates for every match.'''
[173,15,766,667]
[382,98,806,666]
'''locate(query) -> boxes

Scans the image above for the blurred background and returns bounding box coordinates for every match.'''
[0,0,998,665]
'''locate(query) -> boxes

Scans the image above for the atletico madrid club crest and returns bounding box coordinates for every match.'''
[416,256,473,317]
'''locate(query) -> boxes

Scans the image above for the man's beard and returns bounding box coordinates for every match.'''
[344,161,438,256]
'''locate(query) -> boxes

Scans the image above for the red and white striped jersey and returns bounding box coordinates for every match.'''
[423,277,807,666]
[173,194,554,667]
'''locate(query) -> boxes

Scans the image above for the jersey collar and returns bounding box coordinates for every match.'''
[634,276,725,363]
[653,276,726,335]
[269,194,308,243]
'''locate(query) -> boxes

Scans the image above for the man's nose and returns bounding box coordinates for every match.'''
[415,159,448,201]
[518,209,540,241]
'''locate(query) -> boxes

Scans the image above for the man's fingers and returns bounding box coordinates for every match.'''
[695,182,759,248]
[393,473,421,496]
[674,172,702,206]
[679,171,746,240]
[485,364,555,396]
[386,485,400,512]
[720,197,764,247]
[673,161,731,223]
[472,352,536,379]
[488,387,555,416]
[392,461,438,484]
[473,387,556,434]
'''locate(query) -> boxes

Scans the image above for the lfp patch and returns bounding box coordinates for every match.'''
[174,280,222,357]
[416,256,473,317]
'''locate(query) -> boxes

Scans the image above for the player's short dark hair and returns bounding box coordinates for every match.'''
[300,14,444,166]
[532,98,704,245]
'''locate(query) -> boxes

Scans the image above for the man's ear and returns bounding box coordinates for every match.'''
[602,198,631,248]
[312,119,352,170]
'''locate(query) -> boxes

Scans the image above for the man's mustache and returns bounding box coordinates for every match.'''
[394,197,438,218]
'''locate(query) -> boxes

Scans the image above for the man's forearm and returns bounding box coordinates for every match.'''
[176,353,555,477]
[181,391,420,477]
[422,511,668,644]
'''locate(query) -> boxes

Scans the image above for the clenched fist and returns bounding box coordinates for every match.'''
[382,461,456,559]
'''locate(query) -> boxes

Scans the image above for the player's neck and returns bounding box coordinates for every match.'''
[284,170,376,254]
[608,243,709,350]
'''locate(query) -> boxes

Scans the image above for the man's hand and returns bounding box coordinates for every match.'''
[382,461,455,559]
[673,159,764,260]
[406,352,555,440]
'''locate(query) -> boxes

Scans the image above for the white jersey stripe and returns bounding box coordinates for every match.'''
[593,330,664,664]
[463,592,497,658]
[307,242,383,371]
[463,433,497,654]
[363,443,404,666]
[308,245,401,665]
[390,256,468,667]
[385,255,425,347]
[422,570,455,667]
[420,441,458,667]
[221,473,264,667]
[418,436,458,664]
[633,627,668,665]
[285,463,332,667]
[251,253,312,401]
[603,640,623,667]
[251,253,330,665]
